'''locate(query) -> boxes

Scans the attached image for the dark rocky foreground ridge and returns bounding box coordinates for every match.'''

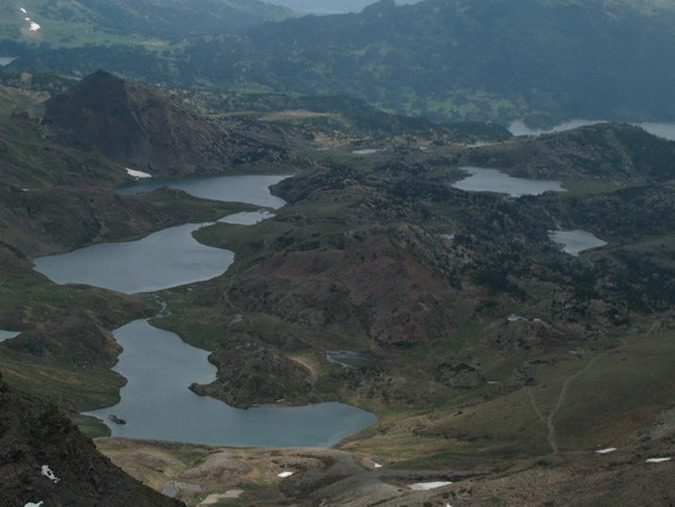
[0,373,184,506]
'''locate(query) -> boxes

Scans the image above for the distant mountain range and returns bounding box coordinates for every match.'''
[4,0,675,124]
[183,0,675,123]
[0,0,292,45]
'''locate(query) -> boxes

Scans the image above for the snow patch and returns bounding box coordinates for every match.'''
[373,462,383,468]
[20,7,28,14]
[352,148,382,155]
[29,22,41,31]
[507,314,527,322]
[645,457,672,463]
[24,503,44,507]
[595,447,617,454]
[277,471,294,478]
[125,168,152,179]
[409,481,453,490]
[41,465,59,483]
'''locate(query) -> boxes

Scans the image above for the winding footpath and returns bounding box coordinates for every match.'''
[528,354,604,453]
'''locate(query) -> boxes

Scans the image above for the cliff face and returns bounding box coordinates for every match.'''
[0,373,184,506]
[43,71,303,177]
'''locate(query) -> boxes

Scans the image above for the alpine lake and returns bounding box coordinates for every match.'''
[34,174,377,447]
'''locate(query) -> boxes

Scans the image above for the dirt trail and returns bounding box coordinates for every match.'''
[290,357,319,383]
[529,354,604,453]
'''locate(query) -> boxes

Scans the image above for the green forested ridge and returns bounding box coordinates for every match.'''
[4,0,675,124]
[0,0,292,49]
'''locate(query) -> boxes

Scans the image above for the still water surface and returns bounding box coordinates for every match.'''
[118,174,288,209]
[34,176,288,293]
[34,222,233,294]
[36,174,375,446]
[453,167,565,196]
[0,330,20,342]
[85,319,376,447]
[549,229,607,256]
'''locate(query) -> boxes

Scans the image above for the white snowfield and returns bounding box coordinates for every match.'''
[277,471,294,478]
[595,447,618,454]
[409,481,453,490]
[41,464,59,483]
[645,457,672,463]
[126,168,153,179]
[19,7,41,32]
[24,502,44,507]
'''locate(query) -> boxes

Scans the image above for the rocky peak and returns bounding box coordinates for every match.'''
[42,71,302,177]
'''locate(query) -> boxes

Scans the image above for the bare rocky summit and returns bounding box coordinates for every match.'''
[43,71,307,177]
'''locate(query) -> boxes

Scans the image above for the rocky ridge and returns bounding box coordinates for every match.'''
[43,71,311,177]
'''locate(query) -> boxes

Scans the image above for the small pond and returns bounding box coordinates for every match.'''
[549,229,607,256]
[452,167,565,197]
[118,174,289,209]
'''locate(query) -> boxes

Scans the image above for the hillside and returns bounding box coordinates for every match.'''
[184,0,675,123]
[43,70,311,177]
[0,0,292,46]
[463,122,675,182]
[6,0,675,124]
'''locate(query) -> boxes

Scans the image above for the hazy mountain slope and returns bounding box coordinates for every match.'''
[9,0,675,124]
[182,0,675,123]
[0,0,293,46]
